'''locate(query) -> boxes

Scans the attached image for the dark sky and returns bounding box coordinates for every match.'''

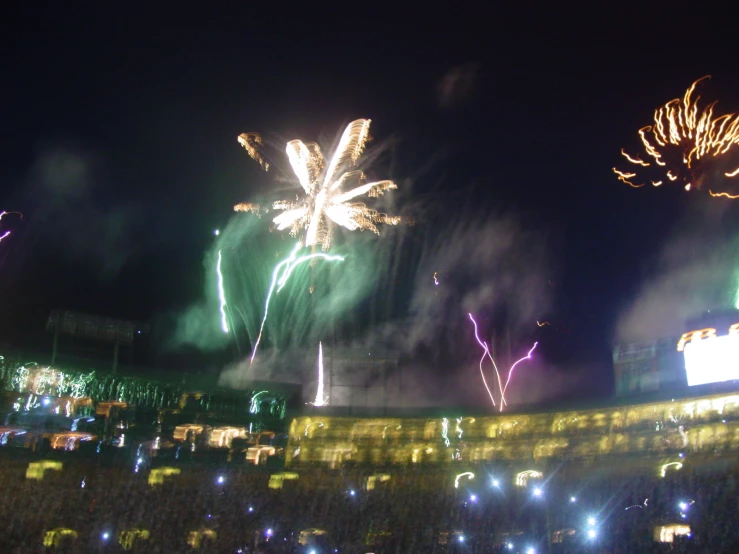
[1,3,739,394]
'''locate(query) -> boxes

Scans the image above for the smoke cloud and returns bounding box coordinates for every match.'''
[21,145,142,278]
[437,63,481,109]
[397,214,551,353]
[616,201,739,343]
[217,211,556,409]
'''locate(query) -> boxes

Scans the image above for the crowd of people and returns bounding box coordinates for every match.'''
[0,447,737,553]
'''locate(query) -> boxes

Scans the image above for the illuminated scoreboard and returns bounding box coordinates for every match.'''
[678,323,739,387]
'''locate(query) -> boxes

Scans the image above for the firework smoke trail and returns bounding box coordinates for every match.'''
[217,250,229,333]
[467,313,498,407]
[312,341,328,406]
[500,342,538,412]
[249,243,345,364]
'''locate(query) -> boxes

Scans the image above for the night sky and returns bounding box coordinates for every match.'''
[2,4,739,401]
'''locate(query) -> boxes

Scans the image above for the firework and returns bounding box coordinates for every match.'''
[501,342,538,402]
[216,251,229,334]
[237,133,269,171]
[0,211,22,242]
[614,76,739,197]
[236,119,402,250]
[310,342,328,407]
[468,314,537,411]
[468,313,501,407]
[250,243,344,364]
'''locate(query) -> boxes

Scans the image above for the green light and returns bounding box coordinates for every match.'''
[250,242,344,363]
[250,390,268,414]
[217,250,229,333]
[276,251,345,293]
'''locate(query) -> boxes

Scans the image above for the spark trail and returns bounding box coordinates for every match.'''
[614,76,739,197]
[501,342,538,404]
[468,314,538,411]
[0,211,22,243]
[250,243,344,364]
[468,313,502,408]
[311,341,328,406]
[217,250,229,333]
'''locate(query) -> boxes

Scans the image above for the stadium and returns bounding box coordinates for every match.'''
[1,308,738,552]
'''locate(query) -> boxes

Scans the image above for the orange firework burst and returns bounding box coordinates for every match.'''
[614,76,739,198]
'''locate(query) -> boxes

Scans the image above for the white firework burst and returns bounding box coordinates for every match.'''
[235,119,401,250]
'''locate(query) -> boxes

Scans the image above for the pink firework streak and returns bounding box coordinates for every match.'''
[468,313,502,407]
[0,211,22,242]
[501,342,538,410]
[468,313,538,411]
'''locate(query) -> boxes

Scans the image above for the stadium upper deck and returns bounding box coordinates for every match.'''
[287,388,739,469]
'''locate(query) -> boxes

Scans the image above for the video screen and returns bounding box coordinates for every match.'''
[683,334,739,387]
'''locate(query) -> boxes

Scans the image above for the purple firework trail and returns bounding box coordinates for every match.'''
[468,313,538,411]
[468,313,499,407]
[501,342,538,408]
